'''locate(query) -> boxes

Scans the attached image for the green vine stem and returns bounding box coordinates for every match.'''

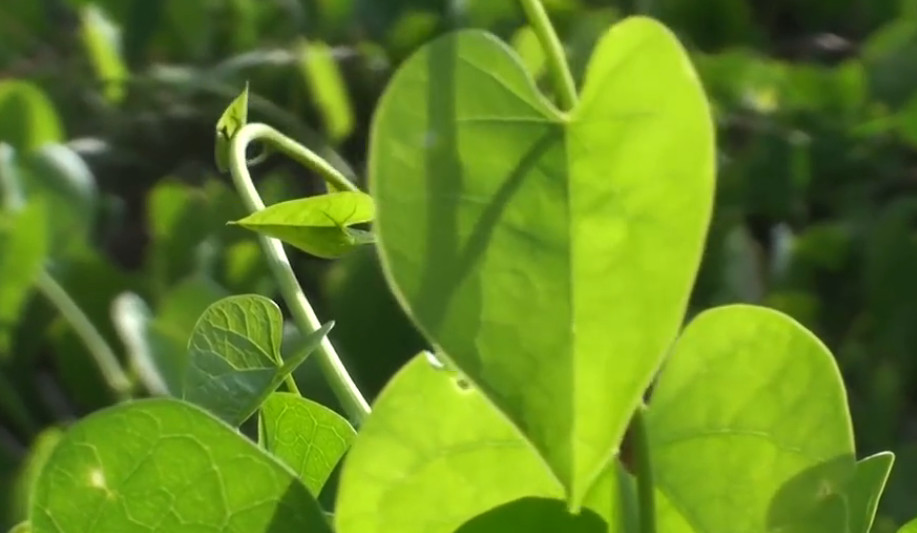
[228,122,370,424]
[37,271,133,401]
[632,404,656,533]
[518,0,578,111]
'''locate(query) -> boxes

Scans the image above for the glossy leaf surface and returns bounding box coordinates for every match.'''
[258,392,355,496]
[647,305,879,532]
[232,191,375,259]
[30,398,331,533]
[370,16,714,503]
[183,294,332,425]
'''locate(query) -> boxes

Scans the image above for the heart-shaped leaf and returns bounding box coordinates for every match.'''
[335,352,635,533]
[183,294,332,425]
[646,305,873,532]
[258,392,356,496]
[29,398,331,533]
[370,16,714,503]
[232,191,375,259]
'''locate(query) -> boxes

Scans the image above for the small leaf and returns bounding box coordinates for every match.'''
[901,518,917,533]
[232,191,376,258]
[29,398,332,533]
[0,81,63,152]
[9,522,30,533]
[297,39,355,143]
[79,5,128,104]
[214,84,249,173]
[0,201,47,357]
[258,392,356,496]
[111,293,175,396]
[183,294,332,425]
[847,452,895,533]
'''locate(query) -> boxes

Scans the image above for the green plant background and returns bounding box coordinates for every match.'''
[2,0,917,530]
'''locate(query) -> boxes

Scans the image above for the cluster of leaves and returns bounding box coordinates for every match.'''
[4,0,917,531]
[2,7,917,532]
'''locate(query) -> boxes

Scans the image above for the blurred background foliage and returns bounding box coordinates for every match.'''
[1,0,917,529]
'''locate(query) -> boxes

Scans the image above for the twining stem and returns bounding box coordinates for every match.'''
[229,123,370,424]
[518,0,578,111]
[632,404,656,533]
[37,271,133,401]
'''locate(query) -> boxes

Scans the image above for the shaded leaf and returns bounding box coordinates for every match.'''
[183,294,332,425]
[258,392,355,496]
[232,191,375,259]
[30,398,331,532]
[370,16,714,504]
[454,497,605,533]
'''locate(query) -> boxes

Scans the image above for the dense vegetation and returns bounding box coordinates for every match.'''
[3,0,917,530]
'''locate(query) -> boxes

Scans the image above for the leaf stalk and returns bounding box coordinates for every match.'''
[228,122,370,425]
[632,404,656,533]
[518,0,578,111]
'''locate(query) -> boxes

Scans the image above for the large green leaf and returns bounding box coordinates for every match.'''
[369,16,714,504]
[258,392,355,496]
[647,305,882,532]
[232,191,375,259]
[183,294,332,425]
[335,353,634,533]
[29,398,331,533]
